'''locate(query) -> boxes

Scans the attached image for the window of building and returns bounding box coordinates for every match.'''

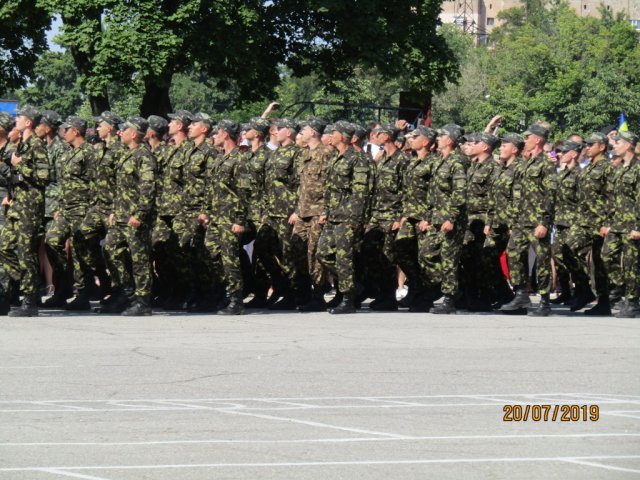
[487,17,494,26]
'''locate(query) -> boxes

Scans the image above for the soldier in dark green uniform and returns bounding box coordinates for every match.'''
[421,124,468,314]
[500,124,556,316]
[316,121,371,314]
[361,123,408,310]
[201,119,249,315]
[570,132,614,315]
[0,106,50,316]
[0,113,15,312]
[105,116,156,316]
[45,116,96,310]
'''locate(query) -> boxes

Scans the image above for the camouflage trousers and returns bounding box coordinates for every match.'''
[621,234,640,301]
[45,210,90,291]
[104,223,152,298]
[316,221,358,294]
[77,205,119,283]
[151,215,197,295]
[602,232,624,292]
[0,205,42,296]
[420,223,464,296]
[507,226,552,295]
[567,226,608,297]
[0,207,8,293]
[460,217,494,300]
[254,216,294,285]
[204,223,244,295]
[482,225,512,300]
[552,226,588,291]
[291,215,326,288]
[362,220,398,294]
[174,213,214,296]
[393,219,428,289]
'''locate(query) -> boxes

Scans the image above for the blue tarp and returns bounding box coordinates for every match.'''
[0,100,18,116]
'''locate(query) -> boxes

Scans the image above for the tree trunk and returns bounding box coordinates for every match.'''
[141,73,173,117]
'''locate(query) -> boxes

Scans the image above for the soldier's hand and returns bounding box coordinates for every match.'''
[128,216,141,229]
[232,223,245,234]
[485,115,503,132]
[441,220,454,233]
[108,213,115,226]
[534,224,548,239]
[11,153,22,167]
[391,221,401,232]
[483,225,491,236]
[418,220,430,232]
[197,213,208,224]
[318,215,327,225]
[599,226,610,237]
[395,119,408,131]
[400,217,407,226]
[288,212,299,225]
[630,230,640,240]
[1,197,11,207]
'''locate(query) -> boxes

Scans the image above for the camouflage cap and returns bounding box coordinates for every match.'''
[406,125,436,141]
[329,120,356,138]
[93,111,122,128]
[352,124,370,139]
[0,112,15,131]
[147,115,168,135]
[39,110,63,129]
[323,123,334,135]
[16,104,41,124]
[374,122,400,140]
[277,117,299,132]
[167,109,193,126]
[120,116,149,135]
[246,117,270,136]
[192,112,214,128]
[436,123,464,143]
[500,132,525,150]
[476,132,500,149]
[558,140,582,153]
[614,130,638,146]
[300,116,328,135]
[218,119,240,138]
[585,132,608,145]
[523,123,549,140]
[60,116,87,134]
[461,132,479,143]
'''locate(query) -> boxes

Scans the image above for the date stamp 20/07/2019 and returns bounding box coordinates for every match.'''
[503,404,600,422]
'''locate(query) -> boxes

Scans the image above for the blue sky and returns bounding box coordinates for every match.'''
[46,15,64,52]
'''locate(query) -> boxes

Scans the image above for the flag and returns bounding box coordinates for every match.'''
[618,113,629,132]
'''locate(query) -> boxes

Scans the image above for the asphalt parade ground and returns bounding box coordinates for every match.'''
[0,302,638,479]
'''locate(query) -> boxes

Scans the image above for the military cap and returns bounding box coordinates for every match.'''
[352,124,370,139]
[16,105,41,124]
[147,115,168,135]
[277,117,299,132]
[523,123,549,140]
[501,132,525,150]
[247,117,270,136]
[300,116,328,135]
[120,116,149,136]
[93,111,122,127]
[323,123,334,135]
[374,122,401,140]
[406,125,437,141]
[0,112,15,131]
[558,140,582,153]
[614,130,638,146]
[436,123,464,143]
[476,132,500,149]
[167,109,193,126]
[192,112,214,128]
[329,120,356,138]
[60,116,87,134]
[585,132,608,145]
[461,132,479,143]
[218,119,240,138]
[39,110,63,129]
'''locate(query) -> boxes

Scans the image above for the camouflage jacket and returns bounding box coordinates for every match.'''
[466,156,496,221]
[242,144,271,223]
[8,134,49,220]
[553,165,580,228]
[427,149,468,226]
[113,143,156,224]
[296,144,333,218]
[205,147,249,226]
[486,159,519,229]
[323,146,371,224]
[610,159,640,233]
[58,141,96,214]
[151,141,172,204]
[512,153,556,229]
[91,138,124,211]
[157,140,192,217]
[401,153,433,221]
[0,139,15,200]
[44,136,68,217]
[263,143,301,218]
[182,140,212,213]
[369,148,408,222]
[576,157,612,230]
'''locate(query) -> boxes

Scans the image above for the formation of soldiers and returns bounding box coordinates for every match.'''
[0,104,639,318]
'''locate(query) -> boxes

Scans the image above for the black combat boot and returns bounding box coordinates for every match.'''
[329,292,356,314]
[370,289,398,311]
[98,286,132,314]
[609,286,623,307]
[298,286,327,312]
[65,289,91,311]
[528,293,551,316]
[500,287,531,311]
[569,284,596,312]
[326,291,343,309]
[584,296,611,316]
[218,292,245,315]
[269,288,297,310]
[244,293,268,309]
[615,299,640,318]
[122,296,152,316]
[8,293,39,317]
[430,294,456,314]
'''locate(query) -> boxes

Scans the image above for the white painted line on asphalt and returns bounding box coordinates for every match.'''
[1,432,638,447]
[38,468,114,480]
[2,455,639,472]
[564,459,640,474]
[0,366,61,370]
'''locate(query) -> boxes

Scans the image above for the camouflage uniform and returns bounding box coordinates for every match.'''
[316,145,371,294]
[44,135,68,228]
[104,142,156,299]
[602,162,625,296]
[0,134,49,296]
